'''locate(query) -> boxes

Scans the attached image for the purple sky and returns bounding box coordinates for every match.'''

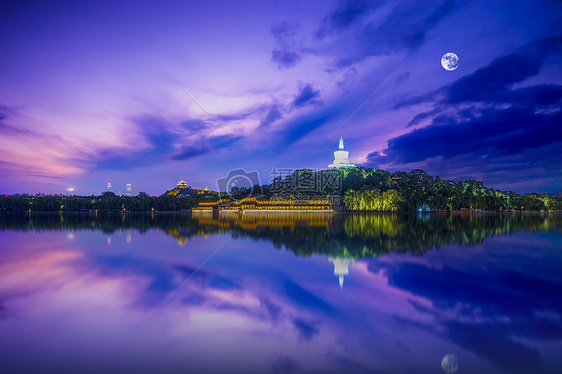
[1,0,561,195]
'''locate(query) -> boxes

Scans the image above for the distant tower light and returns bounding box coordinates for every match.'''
[107,179,112,190]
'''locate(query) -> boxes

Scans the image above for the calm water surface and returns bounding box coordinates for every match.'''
[1,212,561,374]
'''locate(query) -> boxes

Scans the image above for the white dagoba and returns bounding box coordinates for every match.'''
[329,136,355,169]
[329,257,352,289]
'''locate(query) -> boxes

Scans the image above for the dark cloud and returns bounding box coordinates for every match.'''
[93,119,176,170]
[0,122,36,137]
[180,119,210,131]
[94,254,177,307]
[406,108,440,127]
[284,280,333,313]
[216,109,255,122]
[260,298,282,320]
[390,263,562,318]
[172,264,210,282]
[271,21,299,44]
[285,114,331,142]
[0,104,23,121]
[448,35,562,105]
[181,107,259,131]
[316,0,380,39]
[447,322,544,374]
[331,0,457,68]
[171,141,212,161]
[90,116,238,170]
[0,120,70,146]
[292,83,322,108]
[271,49,301,70]
[291,317,320,341]
[209,134,242,149]
[259,104,283,128]
[394,72,410,86]
[336,67,359,88]
[262,87,354,146]
[270,21,302,69]
[258,84,322,130]
[208,276,240,291]
[368,106,562,164]
[360,0,455,54]
[29,174,64,179]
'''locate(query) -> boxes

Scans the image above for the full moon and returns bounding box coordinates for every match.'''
[441,52,459,71]
[441,354,459,373]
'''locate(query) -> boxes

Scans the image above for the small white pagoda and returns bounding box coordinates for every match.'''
[329,136,355,169]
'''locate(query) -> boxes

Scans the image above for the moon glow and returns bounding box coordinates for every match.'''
[441,52,459,71]
[441,354,459,373]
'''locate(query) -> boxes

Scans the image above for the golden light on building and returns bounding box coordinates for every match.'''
[192,197,332,212]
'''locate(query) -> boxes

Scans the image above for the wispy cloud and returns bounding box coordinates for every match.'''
[292,83,322,108]
[271,21,302,70]
[316,0,381,40]
[315,0,457,69]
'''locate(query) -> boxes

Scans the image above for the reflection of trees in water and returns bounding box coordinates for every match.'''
[0,212,196,235]
[2,212,561,258]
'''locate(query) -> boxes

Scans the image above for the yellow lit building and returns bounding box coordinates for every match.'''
[192,197,332,212]
[166,181,218,197]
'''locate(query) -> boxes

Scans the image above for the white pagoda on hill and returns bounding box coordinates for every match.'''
[329,136,355,169]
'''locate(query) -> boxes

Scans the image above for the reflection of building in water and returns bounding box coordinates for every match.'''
[191,210,334,230]
[126,232,132,243]
[165,228,202,246]
[329,137,355,169]
[330,257,352,289]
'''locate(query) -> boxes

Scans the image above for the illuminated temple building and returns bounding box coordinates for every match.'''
[329,136,355,169]
[166,181,218,197]
[192,197,332,212]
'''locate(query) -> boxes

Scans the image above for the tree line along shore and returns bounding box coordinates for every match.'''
[1,168,561,212]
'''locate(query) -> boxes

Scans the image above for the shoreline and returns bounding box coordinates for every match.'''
[1,209,560,214]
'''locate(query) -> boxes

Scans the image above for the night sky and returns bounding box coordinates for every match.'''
[1,0,561,196]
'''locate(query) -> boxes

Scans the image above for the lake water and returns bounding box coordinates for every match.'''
[1,212,561,374]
